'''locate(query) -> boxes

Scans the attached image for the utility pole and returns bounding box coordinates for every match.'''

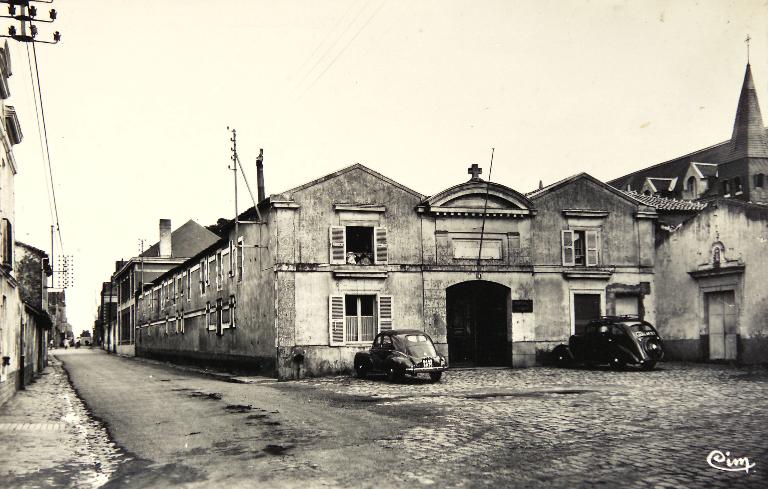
[228,127,239,264]
[0,1,61,44]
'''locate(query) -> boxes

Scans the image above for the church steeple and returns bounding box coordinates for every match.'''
[729,63,768,160]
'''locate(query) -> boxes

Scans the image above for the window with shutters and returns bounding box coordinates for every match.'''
[199,260,206,294]
[329,225,388,265]
[228,241,235,277]
[0,218,12,269]
[186,269,192,302]
[236,237,244,281]
[329,294,393,345]
[562,229,599,267]
[216,251,222,290]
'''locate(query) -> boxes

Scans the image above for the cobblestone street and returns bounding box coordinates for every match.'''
[2,351,766,488]
[288,364,768,488]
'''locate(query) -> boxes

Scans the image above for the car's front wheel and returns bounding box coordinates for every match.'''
[552,345,572,368]
[429,372,443,383]
[641,360,658,371]
[609,354,626,370]
[387,365,404,383]
[354,359,369,379]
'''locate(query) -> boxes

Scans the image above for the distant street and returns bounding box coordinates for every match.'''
[4,350,766,488]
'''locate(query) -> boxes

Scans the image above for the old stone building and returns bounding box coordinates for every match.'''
[609,62,768,365]
[527,174,658,364]
[655,199,768,363]
[133,163,658,378]
[110,219,219,356]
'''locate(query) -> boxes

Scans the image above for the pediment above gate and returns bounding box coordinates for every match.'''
[417,180,535,218]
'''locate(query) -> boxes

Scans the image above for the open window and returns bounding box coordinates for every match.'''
[562,230,599,267]
[329,225,387,265]
[329,294,393,345]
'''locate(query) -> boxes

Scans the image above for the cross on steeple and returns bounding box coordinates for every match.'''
[468,163,482,180]
[746,34,751,64]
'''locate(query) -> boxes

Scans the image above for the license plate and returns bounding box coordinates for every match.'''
[422,358,433,368]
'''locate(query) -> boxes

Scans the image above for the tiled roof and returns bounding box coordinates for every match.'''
[622,191,707,211]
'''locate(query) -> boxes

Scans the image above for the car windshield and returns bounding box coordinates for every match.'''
[399,335,438,357]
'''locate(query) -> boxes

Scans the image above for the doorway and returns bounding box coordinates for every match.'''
[446,281,509,366]
[706,290,737,360]
[573,293,602,335]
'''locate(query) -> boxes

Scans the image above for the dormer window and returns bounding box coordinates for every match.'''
[686,176,697,194]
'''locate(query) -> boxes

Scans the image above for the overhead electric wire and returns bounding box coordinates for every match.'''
[292,0,373,97]
[24,42,56,231]
[300,0,387,98]
[30,39,63,252]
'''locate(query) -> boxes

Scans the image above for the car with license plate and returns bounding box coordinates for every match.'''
[552,316,664,370]
[354,330,448,382]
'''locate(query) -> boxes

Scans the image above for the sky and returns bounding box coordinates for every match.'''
[7,0,768,334]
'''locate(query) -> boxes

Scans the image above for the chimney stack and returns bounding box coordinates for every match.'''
[159,219,172,257]
[256,148,265,203]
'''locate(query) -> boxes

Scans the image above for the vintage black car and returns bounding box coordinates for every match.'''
[354,329,448,382]
[552,316,664,370]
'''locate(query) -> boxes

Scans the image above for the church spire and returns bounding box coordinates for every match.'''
[729,63,768,160]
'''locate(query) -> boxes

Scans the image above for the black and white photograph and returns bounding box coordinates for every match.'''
[0,1,766,487]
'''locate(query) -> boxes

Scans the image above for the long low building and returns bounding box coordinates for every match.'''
[134,164,658,379]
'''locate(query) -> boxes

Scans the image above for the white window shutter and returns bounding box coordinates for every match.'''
[562,230,575,266]
[329,226,346,264]
[586,230,599,266]
[378,295,393,331]
[374,227,388,265]
[329,295,345,345]
[229,240,234,276]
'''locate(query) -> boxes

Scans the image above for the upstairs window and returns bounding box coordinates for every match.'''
[562,229,599,267]
[754,173,765,189]
[686,176,696,192]
[236,237,244,281]
[215,251,222,290]
[722,180,731,196]
[0,218,12,270]
[199,260,207,294]
[186,269,192,301]
[329,225,387,265]
[734,177,743,194]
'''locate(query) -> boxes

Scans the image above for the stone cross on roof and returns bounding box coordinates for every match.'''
[468,164,482,181]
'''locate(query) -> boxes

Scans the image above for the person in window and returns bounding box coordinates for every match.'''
[346,252,357,265]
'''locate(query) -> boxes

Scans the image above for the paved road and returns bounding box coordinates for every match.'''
[53,350,767,488]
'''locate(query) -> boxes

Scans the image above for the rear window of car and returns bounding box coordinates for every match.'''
[401,335,437,357]
[627,323,655,332]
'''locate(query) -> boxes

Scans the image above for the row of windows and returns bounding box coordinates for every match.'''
[142,295,237,337]
[722,174,765,196]
[141,238,244,317]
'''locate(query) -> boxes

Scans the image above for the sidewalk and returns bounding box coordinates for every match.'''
[0,356,127,489]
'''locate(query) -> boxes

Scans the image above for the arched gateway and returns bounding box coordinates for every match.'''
[447,281,509,366]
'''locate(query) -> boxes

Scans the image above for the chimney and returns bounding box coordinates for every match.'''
[256,148,265,203]
[159,219,172,257]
